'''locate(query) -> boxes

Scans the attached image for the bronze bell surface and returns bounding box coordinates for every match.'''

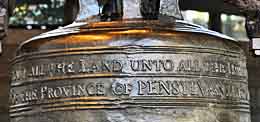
[9,0,250,122]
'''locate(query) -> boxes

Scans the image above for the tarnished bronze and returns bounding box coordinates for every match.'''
[10,0,250,122]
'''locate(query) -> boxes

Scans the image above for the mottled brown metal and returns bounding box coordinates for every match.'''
[10,0,250,122]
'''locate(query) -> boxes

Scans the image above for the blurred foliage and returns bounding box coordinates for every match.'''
[182,10,248,40]
[221,14,248,40]
[9,0,64,26]
[8,2,248,40]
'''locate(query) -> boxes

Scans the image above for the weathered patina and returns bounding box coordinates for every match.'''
[10,0,250,122]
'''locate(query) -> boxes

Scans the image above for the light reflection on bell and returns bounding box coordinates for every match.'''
[10,0,250,122]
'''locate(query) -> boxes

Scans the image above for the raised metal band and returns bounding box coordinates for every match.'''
[10,47,249,118]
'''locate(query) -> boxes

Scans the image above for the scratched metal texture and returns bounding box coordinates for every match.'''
[10,0,250,122]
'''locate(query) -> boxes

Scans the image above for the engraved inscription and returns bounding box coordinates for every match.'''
[79,60,123,73]
[130,59,174,72]
[177,59,201,72]
[10,79,249,105]
[11,54,246,82]
[137,80,249,100]
[10,53,248,112]
[204,60,241,75]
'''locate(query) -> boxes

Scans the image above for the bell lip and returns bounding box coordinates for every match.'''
[16,20,237,56]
